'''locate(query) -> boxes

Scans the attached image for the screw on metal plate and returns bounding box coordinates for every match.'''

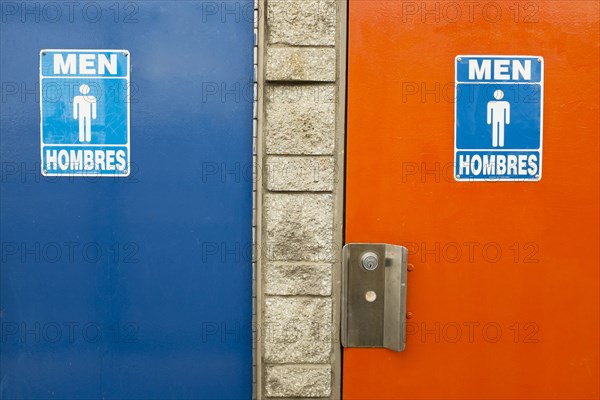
[407,264,414,272]
[457,57,462,62]
[361,251,379,271]
[537,58,542,62]
[123,51,129,57]
[42,52,46,56]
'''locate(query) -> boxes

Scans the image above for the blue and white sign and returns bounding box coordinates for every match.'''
[40,49,130,177]
[454,55,544,182]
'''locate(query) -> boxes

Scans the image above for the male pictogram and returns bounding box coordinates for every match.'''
[73,84,97,143]
[487,89,510,148]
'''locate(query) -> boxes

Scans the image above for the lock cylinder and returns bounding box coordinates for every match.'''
[361,252,379,271]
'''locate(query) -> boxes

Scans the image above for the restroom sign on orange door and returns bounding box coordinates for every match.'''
[455,55,543,182]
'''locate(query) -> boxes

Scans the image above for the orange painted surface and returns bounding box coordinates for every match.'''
[344,1,599,399]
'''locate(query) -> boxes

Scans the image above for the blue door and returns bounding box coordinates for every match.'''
[1,2,254,398]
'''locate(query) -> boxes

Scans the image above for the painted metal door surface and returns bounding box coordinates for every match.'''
[344,1,599,399]
[1,2,254,398]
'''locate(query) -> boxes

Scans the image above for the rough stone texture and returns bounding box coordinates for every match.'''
[267,0,337,46]
[265,262,332,295]
[266,156,335,191]
[264,193,335,262]
[265,365,332,397]
[265,85,336,155]
[261,0,342,397]
[264,297,332,363]
[266,47,336,82]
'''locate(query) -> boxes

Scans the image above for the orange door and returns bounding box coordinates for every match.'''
[344,1,599,399]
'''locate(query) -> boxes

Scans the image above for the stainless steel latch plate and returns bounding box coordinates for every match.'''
[341,243,408,352]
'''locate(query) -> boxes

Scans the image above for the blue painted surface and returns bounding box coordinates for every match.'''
[1,2,254,398]
[455,83,542,150]
[41,77,128,145]
[454,56,544,181]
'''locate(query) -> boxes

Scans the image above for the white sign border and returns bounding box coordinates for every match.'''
[453,54,544,183]
[39,48,131,178]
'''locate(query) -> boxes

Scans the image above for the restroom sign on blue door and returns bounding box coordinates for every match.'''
[40,49,130,177]
[454,55,544,182]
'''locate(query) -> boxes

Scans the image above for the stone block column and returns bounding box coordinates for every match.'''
[256,0,346,398]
